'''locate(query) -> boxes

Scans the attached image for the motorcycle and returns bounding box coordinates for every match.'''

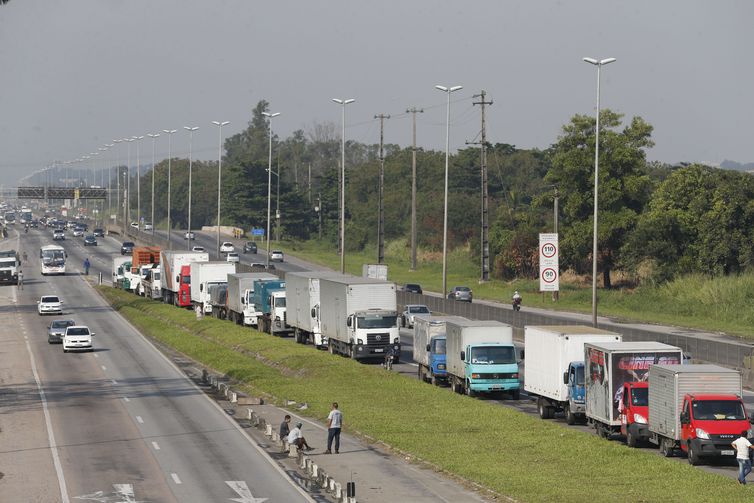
[512,297,522,312]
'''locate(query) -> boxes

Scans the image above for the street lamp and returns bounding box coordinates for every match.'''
[184,126,199,250]
[212,120,230,258]
[583,56,616,327]
[124,138,135,231]
[163,129,177,247]
[262,112,280,267]
[105,144,114,217]
[435,84,463,296]
[147,133,160,235]
[133,135,144,230]
[112,139,123,228]
[332,98,355,274]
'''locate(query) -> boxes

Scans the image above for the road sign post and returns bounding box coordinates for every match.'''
[539,233,559,293]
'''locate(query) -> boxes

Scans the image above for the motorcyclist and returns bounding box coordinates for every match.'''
[384,345,396,370]
[24,224,29,233]
[512,290,522,311]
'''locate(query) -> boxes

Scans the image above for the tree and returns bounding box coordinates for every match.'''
[545,110,654,287]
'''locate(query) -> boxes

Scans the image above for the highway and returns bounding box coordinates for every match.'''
[0,226,313,502]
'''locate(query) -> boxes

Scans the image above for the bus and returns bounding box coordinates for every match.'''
[40,245,67,275]
[4,212,16,226]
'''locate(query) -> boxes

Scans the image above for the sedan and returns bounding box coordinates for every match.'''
[121,241,135,255]
[402,304,431,328]
[83,234,97,246]
[243,241,258,254]
[48,319,76,344]
[404,283,423,294]
[184,231,195,240]
[226,252,240,263]
[269,250,284,262]
[72,227,84,237]
[220,241,235,254]
[53,229,65,240]
[63,325,94,353]
[38,295,63,315]
[93,228,105,237]
[448,286,473,303]
[130,222,139,229]
[191,246,206,252]
[143,222,153,231]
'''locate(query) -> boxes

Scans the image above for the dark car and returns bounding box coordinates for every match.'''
[243,241,258,254]
[404,283,423,294]
[30,220,39,228]
[448,286,473,302]
[93,228,105,237]
[48,319,76,344]
[121,241,135,255]
[84,234,97,246]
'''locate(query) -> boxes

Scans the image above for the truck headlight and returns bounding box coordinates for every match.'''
[633,413,647,424]
[356,339,363,344]
[695,428,710,439]
[471,373,480,379]
[393,338,400,344]
[437,364,446,370]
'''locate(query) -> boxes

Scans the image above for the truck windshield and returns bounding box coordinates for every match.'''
[0,258,16,268]
[274,296,286,308]
[357,314,397,329]
[181,275,191,284]
[630,387,648,406]
[470,346,516,364]
[432,338,446,355]
[692,400,746,420]
[575,366,585,386]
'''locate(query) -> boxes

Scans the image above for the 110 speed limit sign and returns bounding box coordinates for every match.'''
[539,233,559,292]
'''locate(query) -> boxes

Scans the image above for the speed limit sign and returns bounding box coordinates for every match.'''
[539,233,559,292]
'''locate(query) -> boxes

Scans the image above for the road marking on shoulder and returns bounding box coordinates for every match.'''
[136,415,144,424]
[75,483,138,503]
[151,441,160,450]
[226,480,268,503]
[122,397,130,402]
[93,353,99,358]
[111,379,118,385]
[170,473,182,485]
[101,365,107,371]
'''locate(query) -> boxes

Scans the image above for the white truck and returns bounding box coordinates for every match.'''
[112,256,130,287]
[160,250,209,305]
[286,271,344,348]
[445,319,520,398]
[362,264,388,281]
[226,272,278,325]
[319,275,400,361]
[524,325,622,424]
[413,315,468,386]
[189,261,236,314]
[141,264,161,299]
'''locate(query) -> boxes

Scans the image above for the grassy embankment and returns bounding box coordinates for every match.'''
[281,239,754,339]
[101,286,751,503]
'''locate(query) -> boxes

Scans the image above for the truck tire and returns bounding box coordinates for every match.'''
[430,372,438,386]
[450,377,460,394]
[565,404,577,425]
[465,381,475,397]
[417,366,424,382]
[626,429,637,448]
[510,390,520,400]
[538,398,552,419]
[687,443,702,466]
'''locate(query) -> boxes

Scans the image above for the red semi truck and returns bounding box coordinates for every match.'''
[160,250,209,307]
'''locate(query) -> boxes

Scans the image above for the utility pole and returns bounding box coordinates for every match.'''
[375,113,390,264]
[406,107,423,271]
[553,186,559,302]
[472,90,493,282]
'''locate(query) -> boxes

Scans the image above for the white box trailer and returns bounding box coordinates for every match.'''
[413,315,468,384]
[112,256,130,286]
[524,325,621,423]
[189,261,236,314]
[584,342,683,437]
[319,275,399,361]
[286,271,345,348]
[160,250,209,304]
[226,272,278,325]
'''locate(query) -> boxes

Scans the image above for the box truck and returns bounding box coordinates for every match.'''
[584,342,682,439]
[413,315,468,386]
[319,276,399,361]
[226,272,278,325]
[524,325,622,424]
[286,271,345,348]
[251,279,290,336]
[209,283,229,319]
[160,250,209,306]
[648,364,750,465]
[112,256,130,287]
[189,261,236,314]
[446,319,519,398]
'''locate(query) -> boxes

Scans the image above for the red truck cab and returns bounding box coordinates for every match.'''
[620,381,649,447]
[177,264,192,307]
[680,393,751,465]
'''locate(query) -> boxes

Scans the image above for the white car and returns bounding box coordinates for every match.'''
[269,250,284,262]
[130,222,139,229]
[143,222,153,231]
[184,231,195,240]
[226,252,240,263]
[192,246,206,252]
[401,304,431,328]
[62,325,94,353]
[72,228,84,237]
[38,295,63,315]
[220,241,235,254]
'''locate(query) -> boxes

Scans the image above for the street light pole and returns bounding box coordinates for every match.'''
[262,112,280,268]
[163,129,177,247]
[583,56,616,327]
[184,126,199,250]
[112,139,123,227]
[211,121,230,259]
[133,135,144,230]
[332,98,355,274]
[147,133,160,236]
[435,84,463,297]
[125,138,135,232]
[105,144,114,220]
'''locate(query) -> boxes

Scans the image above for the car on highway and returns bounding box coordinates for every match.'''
[47,319,76,344]
[447,286,473,303]
[269,250,284,262]
[30,220,39,228]
[184,231,195,240]
[72,227,85,237]
[226,252,240,263]
[191,246,206,252]
[93,228,105,237]
[38,295,63,315]
[401,304,431,328]
[220,241,235,254]
[250,262,275,270]
[121,241,135,255]
[130,221,139,229]
[53,229,65,240]
[143,222,153,231]
[62,325,94,353]
[83,234,97,246]
[403,283,423,294]
[243,241,258,254]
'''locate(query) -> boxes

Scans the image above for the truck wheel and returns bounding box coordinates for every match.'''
[687,444,702,466]
[538,398,549,419]
[626,429,637,448]
[417,366,425,382]
[450,377,459,394]
[565,405,576,425]
[465,381,475,397]
[430,373,438,386]
[510,390,520,400]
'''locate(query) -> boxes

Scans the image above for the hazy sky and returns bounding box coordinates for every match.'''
[1,1,751,184]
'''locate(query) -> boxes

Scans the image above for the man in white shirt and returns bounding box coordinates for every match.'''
[287,422,313,452]
[325,402,343,454]
[731,431,754,484]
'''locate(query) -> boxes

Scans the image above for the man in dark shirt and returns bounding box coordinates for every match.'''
[279,414,291,440]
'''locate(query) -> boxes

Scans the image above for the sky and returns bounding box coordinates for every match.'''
[0,0,752,184]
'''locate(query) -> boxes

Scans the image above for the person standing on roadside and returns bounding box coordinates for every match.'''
[279,414,291,440]
[84,257,91,275]
[325,402,343,454]
[732,430,754,484]
[17,269,23,290]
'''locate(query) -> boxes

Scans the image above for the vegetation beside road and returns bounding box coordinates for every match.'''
[101,286,752,503]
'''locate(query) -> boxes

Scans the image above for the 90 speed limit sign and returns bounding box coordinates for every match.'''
[539,233,559,292]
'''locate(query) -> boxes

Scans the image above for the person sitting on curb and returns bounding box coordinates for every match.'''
[287,422,314,452]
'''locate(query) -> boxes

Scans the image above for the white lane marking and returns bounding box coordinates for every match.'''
[101,365,107,371]
[151,441,160,450]
[136,415,144,424]
[111,379,118,385]
[24,335,28,340]
[93,353,99,358]
[170,473,182,485]
[227,480,268,503]
[75,483,138,502]
[122,396,130,402]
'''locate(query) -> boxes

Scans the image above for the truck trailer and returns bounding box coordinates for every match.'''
[190,261,236,314]
[413,315,468,386]
[445,319,519,398]
[319,276,399,361]
[160,250,209,306]
[286,271,345,348]
[524,325,622,424]
[226,272,278,325]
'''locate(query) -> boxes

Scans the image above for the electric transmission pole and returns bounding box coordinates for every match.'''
[407,107,423,271]
[375,113,390,264]
[472,90,493,282]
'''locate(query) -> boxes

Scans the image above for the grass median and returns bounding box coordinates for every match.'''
[100,286,751,502]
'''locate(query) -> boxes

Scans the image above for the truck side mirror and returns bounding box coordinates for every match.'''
[520,350,525,360]
[563,372,569,385]
[426,344,431,352]
[347,316,352,327]
[680,413,689,424]
[241,297,246,305]
[460,351,465,361]
[176,275,180,283]
[311,308,316,318]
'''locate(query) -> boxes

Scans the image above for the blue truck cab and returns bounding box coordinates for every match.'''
[565,361,586,414]
[251,279,290,335]
[428,335,447,380]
